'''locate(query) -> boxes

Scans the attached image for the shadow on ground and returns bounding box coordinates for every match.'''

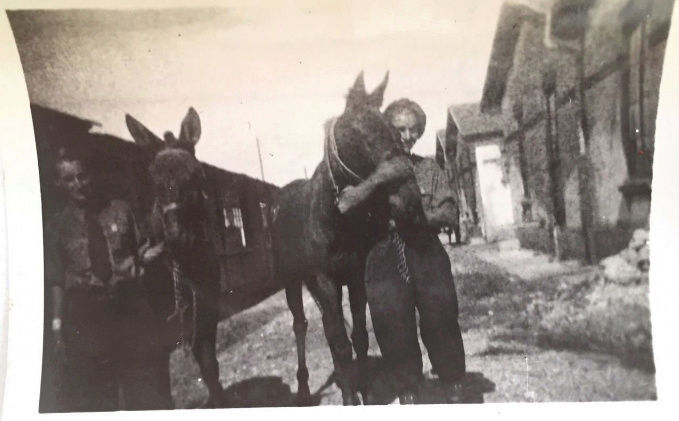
[359,356,495,404]
[220,376,300,408]
[211,357,495,407]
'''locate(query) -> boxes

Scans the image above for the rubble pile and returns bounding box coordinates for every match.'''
[532,229,654,371]
[599,229,650,285]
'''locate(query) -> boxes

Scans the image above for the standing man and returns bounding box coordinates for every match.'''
[338,99,466,404]
[45,150,171,411]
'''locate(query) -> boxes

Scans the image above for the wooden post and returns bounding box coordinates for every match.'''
[577,29,596,264]
[543,68,565,260]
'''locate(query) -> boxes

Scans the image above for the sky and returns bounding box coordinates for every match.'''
[7,0,505,186]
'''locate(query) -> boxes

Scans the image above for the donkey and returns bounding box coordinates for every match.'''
[272,73,425,405]
[126,108,224,407]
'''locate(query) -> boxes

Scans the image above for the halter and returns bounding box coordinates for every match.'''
[324,117,365,200]
[151,164,210,351]
[325,118,412,285]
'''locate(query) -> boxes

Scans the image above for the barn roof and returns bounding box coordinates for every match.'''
[30,103,280,192]
[448,103,506,139]
[30,103,101,132]
[480,1,548,113]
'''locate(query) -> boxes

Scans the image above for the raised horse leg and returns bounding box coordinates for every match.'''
[285,280,311,405]
[307,274,360,405]
[192,292,223,407]
[348,278,368,399]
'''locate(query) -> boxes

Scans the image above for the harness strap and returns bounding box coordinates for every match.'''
[324,117,365,200]
[389,222,411,285]
[327,118,364,182]
[168,260,198,350]
[324,119,340,197]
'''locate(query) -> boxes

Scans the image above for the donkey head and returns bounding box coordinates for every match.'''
[331,72,403,183]
[335,72,430,235]
[126,107,208,250]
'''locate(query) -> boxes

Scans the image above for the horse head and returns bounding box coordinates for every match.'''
[126,107,210,253]
[330,72,402,185]
[333,72,428,232]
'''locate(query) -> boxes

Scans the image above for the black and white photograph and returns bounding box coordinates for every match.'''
[1,0,678,416]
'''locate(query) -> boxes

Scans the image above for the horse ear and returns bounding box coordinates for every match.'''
[352,71,366,93]
[126,114,163,148]
[346,71,367,109]
[178,107,201,147]
[367,71,389,109]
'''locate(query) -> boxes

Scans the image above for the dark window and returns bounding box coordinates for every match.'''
[221,190,247,251]
[259,202,272,248]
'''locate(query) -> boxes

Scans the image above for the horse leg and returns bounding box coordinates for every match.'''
[285,280,311,405]
[307,274,360,405]
[348,278,369,400]
[192,296,223,407]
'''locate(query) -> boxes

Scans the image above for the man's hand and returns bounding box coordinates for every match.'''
[373,156,413,184]
[337,157,414,214]
[337,185,371,214]
[138,239,165,264]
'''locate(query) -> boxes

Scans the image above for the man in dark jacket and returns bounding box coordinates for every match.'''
[338,99,466,404]
[46,151,171,411]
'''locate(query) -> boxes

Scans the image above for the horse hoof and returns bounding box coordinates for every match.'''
[444,383,464,404]
[398,392,416,405]
[295,393,313,407]
[342,393,361,406]
[360,390,374,405]
[202,389,225,408]
[201,397,219,409]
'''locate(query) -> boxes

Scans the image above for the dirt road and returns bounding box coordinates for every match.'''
[170,244,656,408]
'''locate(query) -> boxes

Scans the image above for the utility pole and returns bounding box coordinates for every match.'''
[255,136,265,183]
[304,167,308,180]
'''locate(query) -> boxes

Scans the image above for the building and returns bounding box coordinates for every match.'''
[444,103,512,242]
[33,104,280,412]
[32,104,278,295]
[449,0,673,261]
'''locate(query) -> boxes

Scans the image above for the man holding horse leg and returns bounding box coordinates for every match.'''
[46,150,172,411]
[338,99,466,404]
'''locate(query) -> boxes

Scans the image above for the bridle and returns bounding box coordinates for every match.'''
[324,117,365,201]
[153,169,210,238]
[324,116,412,285]
[151,162,210,351]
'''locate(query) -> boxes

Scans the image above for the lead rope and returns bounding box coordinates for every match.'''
[390,223,411,285]
[168,260,198,350]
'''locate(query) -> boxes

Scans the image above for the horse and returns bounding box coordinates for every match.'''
[125,108,224,407]
[272,72,426,405]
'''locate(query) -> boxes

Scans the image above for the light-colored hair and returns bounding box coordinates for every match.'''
[383,98,427,136]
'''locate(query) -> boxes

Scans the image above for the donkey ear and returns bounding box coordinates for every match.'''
[126,114,163,148]
[352,71,366,94]
[346,71,368,109]
[178,107,201,146]
[367,71,389,109]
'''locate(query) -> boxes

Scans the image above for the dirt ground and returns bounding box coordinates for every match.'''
[169,243,656,408]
